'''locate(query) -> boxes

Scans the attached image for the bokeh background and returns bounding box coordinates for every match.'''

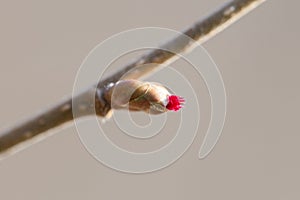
[0,0,299,199]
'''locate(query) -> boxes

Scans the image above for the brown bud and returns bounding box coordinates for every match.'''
[105,79,184,114]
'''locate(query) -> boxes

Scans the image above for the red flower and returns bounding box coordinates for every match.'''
[166,95,185,111]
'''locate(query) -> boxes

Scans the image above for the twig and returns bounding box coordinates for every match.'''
[0,0,265,159]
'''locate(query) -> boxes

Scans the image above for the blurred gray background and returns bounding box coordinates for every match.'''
[0,0,299,199]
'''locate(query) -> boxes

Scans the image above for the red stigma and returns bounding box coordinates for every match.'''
[166,95,185,111]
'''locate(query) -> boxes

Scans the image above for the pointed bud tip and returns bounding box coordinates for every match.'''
[166,95,185,111]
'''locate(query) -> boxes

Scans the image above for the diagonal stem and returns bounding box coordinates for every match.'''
[0,0,266,159]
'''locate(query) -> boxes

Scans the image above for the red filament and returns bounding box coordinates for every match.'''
[166,95,185,111]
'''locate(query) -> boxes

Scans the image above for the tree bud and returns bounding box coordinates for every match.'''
[106,79,184,114]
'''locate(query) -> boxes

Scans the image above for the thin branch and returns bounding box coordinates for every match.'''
[0,0,265,159]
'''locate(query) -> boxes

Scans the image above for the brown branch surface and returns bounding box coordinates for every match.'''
[0,0,265,159]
